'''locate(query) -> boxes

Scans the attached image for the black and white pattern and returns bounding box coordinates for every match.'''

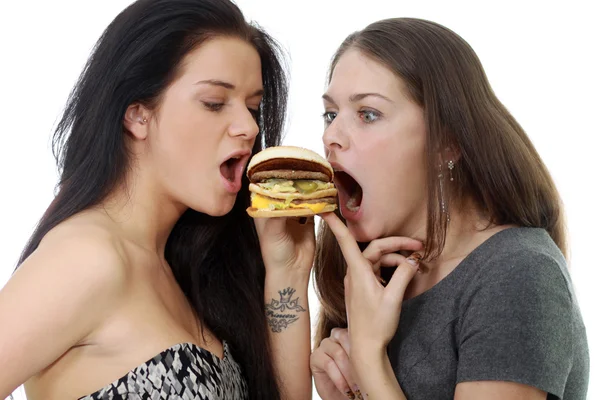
[79,341,248,400]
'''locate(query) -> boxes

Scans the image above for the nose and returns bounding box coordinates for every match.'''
[323,117,349,153]
[228,106,260,140]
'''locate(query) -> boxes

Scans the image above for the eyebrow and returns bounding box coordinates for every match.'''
[322,92,393,104]
[196,79,264,97]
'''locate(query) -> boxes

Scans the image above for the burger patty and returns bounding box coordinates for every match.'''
[251,170,330,182]
[290,197,337,205]
[248,157,332,178]
[255,194,337,205]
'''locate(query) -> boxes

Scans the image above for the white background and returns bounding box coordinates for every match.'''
[0,1,598,399]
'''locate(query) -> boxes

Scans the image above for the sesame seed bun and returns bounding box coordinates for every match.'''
[247,146,333,183]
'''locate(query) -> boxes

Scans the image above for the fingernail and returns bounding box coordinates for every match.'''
[406,252,422,267]
[345,389,356,399]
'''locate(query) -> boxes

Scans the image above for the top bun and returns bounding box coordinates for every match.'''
[247,146,334,181]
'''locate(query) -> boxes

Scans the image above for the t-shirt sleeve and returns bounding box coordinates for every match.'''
[456,250,574,398]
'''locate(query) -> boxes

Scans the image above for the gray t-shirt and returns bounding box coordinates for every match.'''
[386,227,589,399]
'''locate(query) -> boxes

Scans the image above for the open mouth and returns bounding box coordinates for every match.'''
[220,156,242,182]
[219,152,250,193]
[334,170,363,213]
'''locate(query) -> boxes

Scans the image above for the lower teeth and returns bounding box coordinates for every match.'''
[346,195,360,212]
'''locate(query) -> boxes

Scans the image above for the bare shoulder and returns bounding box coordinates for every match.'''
[0,212,131,396]
[10,211,132,328]
[26,211,130,289]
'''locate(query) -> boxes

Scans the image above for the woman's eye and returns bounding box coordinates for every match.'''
[202,102,224,112]
[322,111,337,124]
[359,109,381,123]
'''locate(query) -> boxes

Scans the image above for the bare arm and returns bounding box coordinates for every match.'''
[254,216,314,400]
[0,227,126,398]
[455,381,546,400]
[353,350,547,399]
[265,271,312,400]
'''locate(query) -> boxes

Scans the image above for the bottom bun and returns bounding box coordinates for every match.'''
[246,204,337,218]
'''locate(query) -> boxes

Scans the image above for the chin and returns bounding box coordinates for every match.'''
[188,195,236,217]
[212,198,237,217]
[208,207,232,217]
[346,220,381,243]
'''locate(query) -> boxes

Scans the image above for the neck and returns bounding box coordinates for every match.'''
[431,210,490,268]
[399,201,511,300]
[406,200,503,271]
[100,172,187,256]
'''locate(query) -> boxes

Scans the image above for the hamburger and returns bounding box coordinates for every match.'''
[246,146,338,217]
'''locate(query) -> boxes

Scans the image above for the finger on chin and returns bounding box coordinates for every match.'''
[379,253,406,267]
[362,237,423,264]
[321,213,364,262]
[387,252,422,296]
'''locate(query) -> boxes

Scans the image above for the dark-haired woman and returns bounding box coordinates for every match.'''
[0,1,312,399]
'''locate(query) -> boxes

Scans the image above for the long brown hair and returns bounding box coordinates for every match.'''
[314,18,566,344]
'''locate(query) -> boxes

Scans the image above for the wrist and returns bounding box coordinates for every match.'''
[265,269,311,285]
[351,348,405,399]
[264,280,310,334]
[351,342,388,373]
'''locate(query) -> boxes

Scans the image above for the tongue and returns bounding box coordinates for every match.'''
[220,159,236,182]
[346,184,363,212]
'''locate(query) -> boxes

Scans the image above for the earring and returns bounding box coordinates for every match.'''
[448,160,455,181]
[438,164,450,223]
[139,117,147,124]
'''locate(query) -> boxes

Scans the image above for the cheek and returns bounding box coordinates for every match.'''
[362,130,428,208]
[153,105,222,184]
[358,133,419,182]
[389,140,426,195]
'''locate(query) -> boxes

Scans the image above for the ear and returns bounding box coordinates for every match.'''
[123,103,150,140]
[441,145,461,164]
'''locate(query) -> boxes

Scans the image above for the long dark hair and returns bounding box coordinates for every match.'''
[314,18,566,344]
[17,1,288,398]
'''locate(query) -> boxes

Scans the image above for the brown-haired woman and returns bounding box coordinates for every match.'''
[310,18,589,400]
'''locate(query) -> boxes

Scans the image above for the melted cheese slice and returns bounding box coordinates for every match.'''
[251,194,328,213]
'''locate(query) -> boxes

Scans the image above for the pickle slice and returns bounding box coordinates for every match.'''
[294,180,318,194]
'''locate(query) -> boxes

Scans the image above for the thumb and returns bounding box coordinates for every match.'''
[385,252,421,301]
